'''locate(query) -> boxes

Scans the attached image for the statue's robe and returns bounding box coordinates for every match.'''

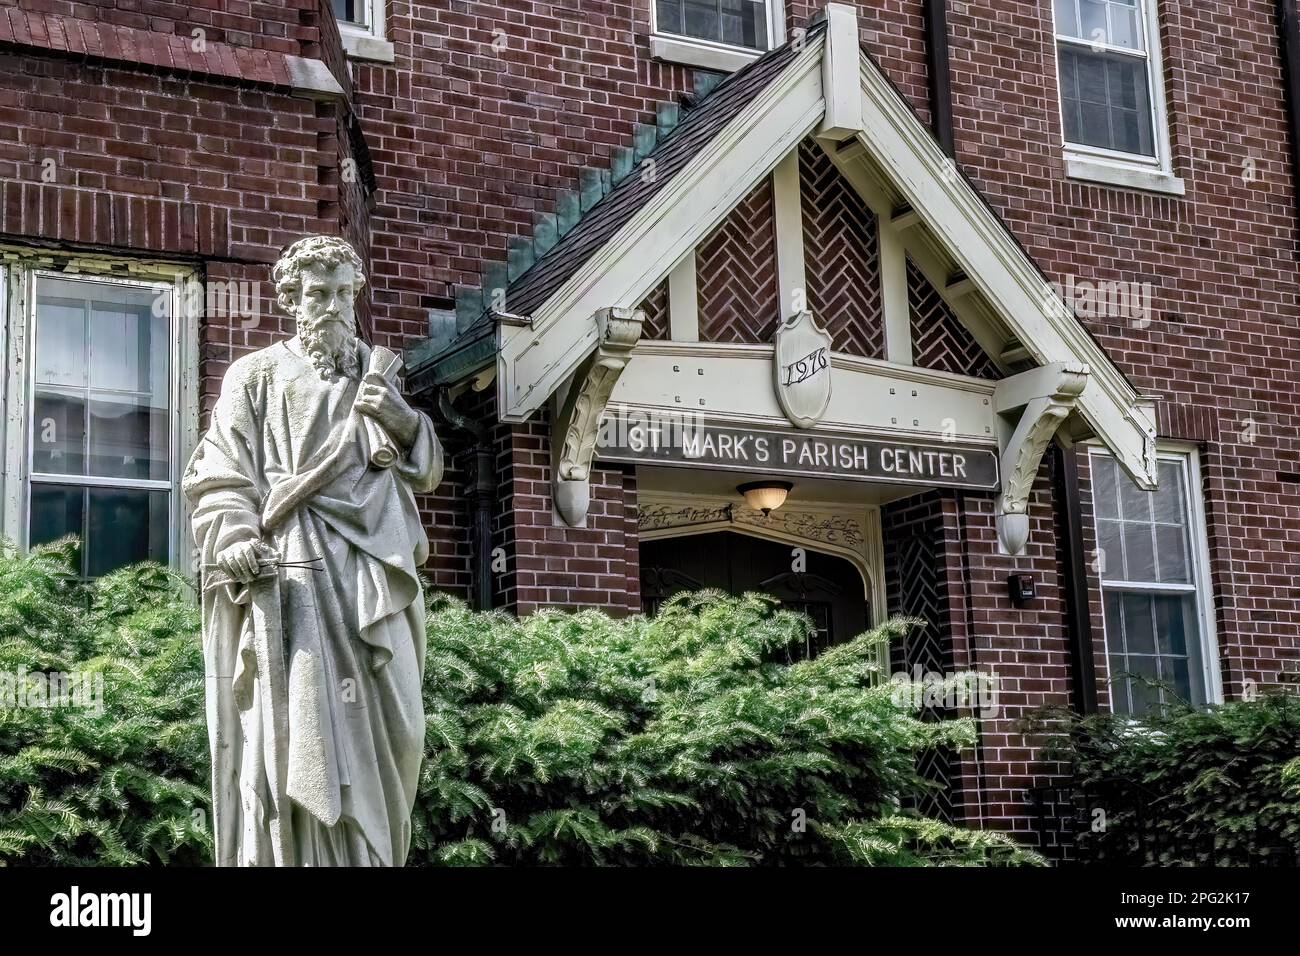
[183,336,442,866]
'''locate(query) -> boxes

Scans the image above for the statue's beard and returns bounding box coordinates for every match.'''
[298,316,359,381]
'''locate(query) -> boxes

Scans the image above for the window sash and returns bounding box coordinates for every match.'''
[1092,448,1219,713]
[22,270,183,575]
[1055,0,1148,53]
[1054,0,1167,167]
[653,0,775,53]
[332,0,369,28]
[1102,580,1196,594]
[1057,34,1149,61]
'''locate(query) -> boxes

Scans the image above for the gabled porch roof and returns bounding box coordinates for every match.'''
[406,5,1159,533]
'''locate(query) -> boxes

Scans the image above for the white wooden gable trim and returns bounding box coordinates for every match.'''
[497,33,826,422]
[843,41,1157,488]
[495,3,1158,491]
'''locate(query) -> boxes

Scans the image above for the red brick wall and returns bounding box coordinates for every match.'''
[942,0,1300,700]
[353,0,702,352]
[491,407,640,616]
[6,0,1289,837]
[799,139,885,358]
[0,0,312,56]
[948,475,1076,836]
[0,2,369,425]
[696,177,780,343]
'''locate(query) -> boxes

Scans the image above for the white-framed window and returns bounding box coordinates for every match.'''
[331,0,394,64]
[1051,0,1183,195]
[1,261,198,579]
[650,0,786,73]
[1090,446,1220,715]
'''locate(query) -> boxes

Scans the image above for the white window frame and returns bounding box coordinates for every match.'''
[1051,0,1184,195]
[0,257,200,580]
[649,0,786,73]
[335,0,394,64]
[1090,443,1222,712]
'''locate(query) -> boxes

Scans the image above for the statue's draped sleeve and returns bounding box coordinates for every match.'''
[182,361,272,866]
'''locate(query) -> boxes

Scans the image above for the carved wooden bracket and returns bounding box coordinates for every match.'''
[993,362,1089,555]
[553,307,645,526]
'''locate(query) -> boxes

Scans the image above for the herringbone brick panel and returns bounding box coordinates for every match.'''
[638,279,669,340]
[908,259,1001,379]
[696,179,781,343]
[883,494,959,824]
[798,141,885,359]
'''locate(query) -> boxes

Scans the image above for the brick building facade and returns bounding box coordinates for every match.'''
[1,0,1297,846]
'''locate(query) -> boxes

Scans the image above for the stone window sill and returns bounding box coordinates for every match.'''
[649,34,761,74]
[339,24,395,64]
[1065,153,1186,196]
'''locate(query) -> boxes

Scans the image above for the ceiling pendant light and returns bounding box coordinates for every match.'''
[737,480,794,516]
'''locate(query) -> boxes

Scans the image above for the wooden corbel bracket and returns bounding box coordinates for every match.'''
[993,362,1089,555]
[552,307,645,527]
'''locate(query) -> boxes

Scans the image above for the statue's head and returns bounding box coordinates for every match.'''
[273,235,366,380]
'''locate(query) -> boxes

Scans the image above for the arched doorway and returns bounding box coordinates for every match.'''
[639,530,870,660]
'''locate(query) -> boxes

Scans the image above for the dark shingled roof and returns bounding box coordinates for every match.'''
[410,22,825,389]
[504,25,823,318]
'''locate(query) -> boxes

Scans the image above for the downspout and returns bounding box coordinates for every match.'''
[1279,0,1300,238]
[437,388,495,611]
[1053,441,1099,713]
[923,0,956,158]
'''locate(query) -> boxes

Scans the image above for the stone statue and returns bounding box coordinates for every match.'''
[184,236,442,866]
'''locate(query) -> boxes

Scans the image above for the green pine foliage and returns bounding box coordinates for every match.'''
[415,589,1043,866]
[0,539,210,865]
[1039,693,1300,865]
[0,543,1041,866]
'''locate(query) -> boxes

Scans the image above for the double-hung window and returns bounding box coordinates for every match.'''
[1052,0,1182,194]
[1091,449,1220,715]
[2,266,195,579]
[651,0,785,73]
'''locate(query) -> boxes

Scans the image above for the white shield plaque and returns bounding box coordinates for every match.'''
[773,311,832,428]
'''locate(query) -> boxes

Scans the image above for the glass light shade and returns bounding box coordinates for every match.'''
[737,481,793,515]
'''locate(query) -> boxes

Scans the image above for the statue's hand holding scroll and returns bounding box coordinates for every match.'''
[356,370,420,452]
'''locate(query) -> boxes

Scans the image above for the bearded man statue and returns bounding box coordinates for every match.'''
[184,235,442,866]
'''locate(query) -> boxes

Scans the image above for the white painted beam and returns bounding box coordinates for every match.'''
[819,4,864,141]
[667,252,699,342]
[852,54,1158,487]
[771,152,806,318]
[611,340,998,443]
[877,218,912,365]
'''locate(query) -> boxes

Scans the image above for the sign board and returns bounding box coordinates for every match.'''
[595,410,999,491]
